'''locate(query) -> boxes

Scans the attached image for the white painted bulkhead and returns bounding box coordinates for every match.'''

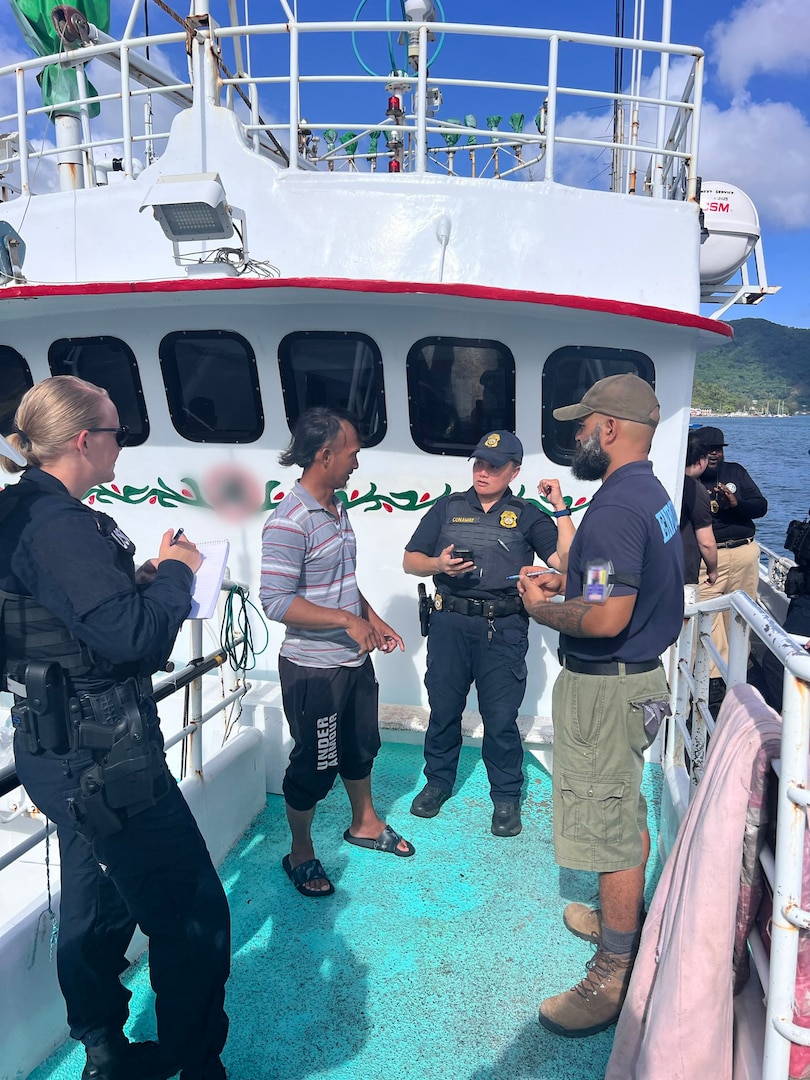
[0,285,704,734]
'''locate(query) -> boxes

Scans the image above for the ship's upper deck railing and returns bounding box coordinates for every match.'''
[0,2,705,202]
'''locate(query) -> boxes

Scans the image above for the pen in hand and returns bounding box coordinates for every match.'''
[506,568,561,580]
[169,528,185,546]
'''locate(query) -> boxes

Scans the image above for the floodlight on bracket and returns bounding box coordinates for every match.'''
[139,172,248,272]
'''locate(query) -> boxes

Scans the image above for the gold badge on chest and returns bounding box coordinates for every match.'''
[499,510,518,529]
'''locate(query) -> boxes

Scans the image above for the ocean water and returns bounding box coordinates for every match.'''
[688,415,810,555]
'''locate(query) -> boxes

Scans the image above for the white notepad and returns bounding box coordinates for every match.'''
[189,540,230,620]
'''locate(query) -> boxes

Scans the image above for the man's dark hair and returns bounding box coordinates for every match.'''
[279,407,360,469]
[685,430,710,468]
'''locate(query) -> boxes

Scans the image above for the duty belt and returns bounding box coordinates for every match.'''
[716,537,754,550]
[562,655,662,677]
[434,592,525,618]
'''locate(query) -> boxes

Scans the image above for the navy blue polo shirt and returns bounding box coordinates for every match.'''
[405,486,558,600]
[561,461,684,663]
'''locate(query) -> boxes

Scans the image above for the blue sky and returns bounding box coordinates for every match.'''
[1,0,808,328]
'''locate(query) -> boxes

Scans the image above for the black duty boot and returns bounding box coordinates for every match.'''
[491,801,522,837]
[82,1033,178,1080]
[410,783,452,818]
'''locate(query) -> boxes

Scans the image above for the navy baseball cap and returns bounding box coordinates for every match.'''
[469,430,523,467]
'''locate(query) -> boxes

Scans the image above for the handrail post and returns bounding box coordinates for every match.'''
[16,68,29,195]
[727,596,751,687]
[189,620,204,778]
[545,35,559,182]
[415,24,428,173]
[686,53,703,202]
[288,17,299,170]
[763,674,810,1074]
[249,81,260,152]
[121,45,133,177]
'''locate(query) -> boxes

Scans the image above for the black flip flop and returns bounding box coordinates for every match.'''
[343,824,415,857]
[281,854,335,898]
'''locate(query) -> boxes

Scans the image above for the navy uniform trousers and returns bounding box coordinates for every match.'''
[15,730,230,1080]
[423,609,529,802]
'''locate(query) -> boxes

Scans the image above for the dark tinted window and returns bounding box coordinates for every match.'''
[0,347,33,435]
[407,337,515,456]
[49,337,149,446]
[542,346,655,465]
[278,331,386,447]
[159,330,263,443]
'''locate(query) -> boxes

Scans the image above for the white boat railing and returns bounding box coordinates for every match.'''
[0,611,249,877]
[668,587,810,1079]
[0,4,703,199]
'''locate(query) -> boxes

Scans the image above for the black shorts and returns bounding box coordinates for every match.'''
[279,655,381,811]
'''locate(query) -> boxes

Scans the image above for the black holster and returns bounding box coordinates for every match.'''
[11,664,170,841]
[69,681,171,841]
[418,583,434,637]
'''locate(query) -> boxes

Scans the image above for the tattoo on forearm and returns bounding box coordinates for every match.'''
[524,597,590,636]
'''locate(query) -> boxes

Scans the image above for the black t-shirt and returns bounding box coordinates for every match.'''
[700,459,767,543]
[680,475,712,584]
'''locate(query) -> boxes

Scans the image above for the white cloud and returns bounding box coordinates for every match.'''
[708,0,810,93]
[552,54,810,231]
[699,96,810,229]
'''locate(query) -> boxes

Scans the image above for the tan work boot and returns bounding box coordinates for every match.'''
[563,903,602,945]
[538,948,634,1037]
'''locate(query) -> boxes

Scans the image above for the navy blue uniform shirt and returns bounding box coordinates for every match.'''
[0,468,192,680]
[405,486,558,600]
[562,461,684,663]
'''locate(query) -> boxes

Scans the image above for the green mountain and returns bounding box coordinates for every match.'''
[693,319,810,414]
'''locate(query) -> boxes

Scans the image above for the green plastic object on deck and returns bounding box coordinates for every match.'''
[509,113,525,134]
[368,131,381,155]
[340,132,359,157]
[441,120,461,148]
[10,0,110,120]
[323,129,338,153]
[464,114,478,145]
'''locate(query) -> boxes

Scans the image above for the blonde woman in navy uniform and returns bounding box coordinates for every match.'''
[0,377,229,1080]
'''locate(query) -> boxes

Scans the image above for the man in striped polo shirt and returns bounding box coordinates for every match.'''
[260,408,414,898]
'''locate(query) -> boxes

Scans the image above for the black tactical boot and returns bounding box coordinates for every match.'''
[82,1033,177,1080]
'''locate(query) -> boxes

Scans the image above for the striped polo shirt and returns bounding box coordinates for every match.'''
[260,481,364,669]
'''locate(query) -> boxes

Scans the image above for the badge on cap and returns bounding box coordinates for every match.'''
[484,433,501,449]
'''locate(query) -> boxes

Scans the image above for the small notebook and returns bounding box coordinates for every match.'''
[189,540,230,620]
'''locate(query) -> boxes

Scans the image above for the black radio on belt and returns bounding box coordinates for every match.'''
[10,660,74,755]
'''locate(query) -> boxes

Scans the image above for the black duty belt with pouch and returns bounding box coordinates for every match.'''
[10,661,168,839]
[434,592,525,618]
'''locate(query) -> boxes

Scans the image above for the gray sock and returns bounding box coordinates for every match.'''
[601,921,640,956]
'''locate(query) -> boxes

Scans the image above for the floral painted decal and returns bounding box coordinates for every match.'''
[79,477,591,517]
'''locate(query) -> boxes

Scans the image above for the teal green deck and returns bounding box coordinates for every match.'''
[29,742,662,1080]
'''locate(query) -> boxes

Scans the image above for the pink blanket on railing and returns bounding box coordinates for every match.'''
[606,684,782,1080]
